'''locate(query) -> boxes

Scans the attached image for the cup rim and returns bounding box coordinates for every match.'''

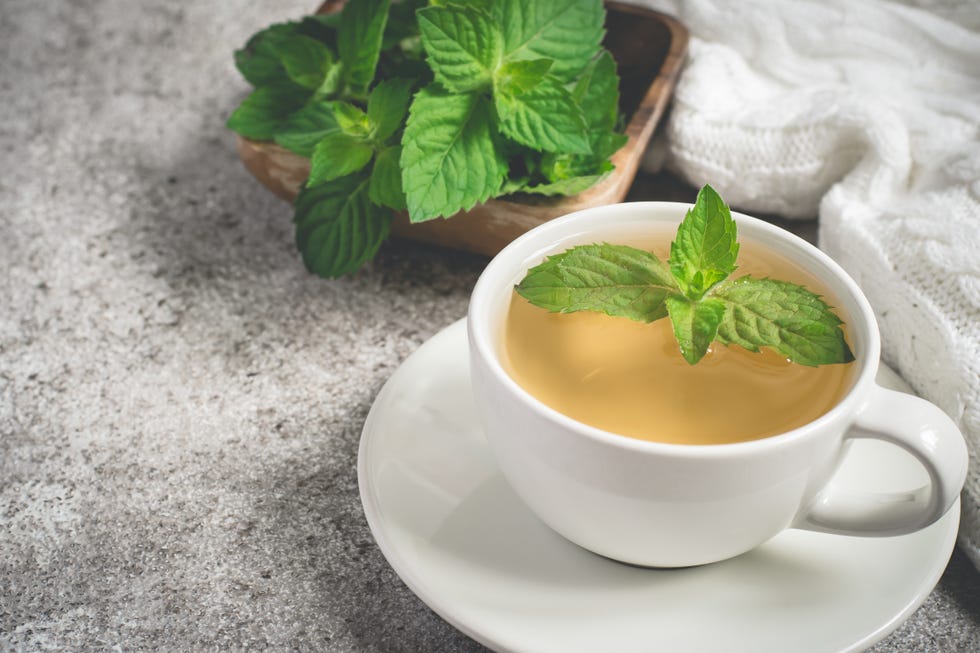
[467,201,882,458]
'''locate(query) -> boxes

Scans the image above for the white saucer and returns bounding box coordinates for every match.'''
[358,319,959,653]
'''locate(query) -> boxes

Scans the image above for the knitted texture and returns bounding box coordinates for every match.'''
[636,0,980,568]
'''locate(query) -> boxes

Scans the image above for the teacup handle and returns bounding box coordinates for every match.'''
[797,384,967,536]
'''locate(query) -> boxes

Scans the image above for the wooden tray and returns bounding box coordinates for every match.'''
[236,1,688,256]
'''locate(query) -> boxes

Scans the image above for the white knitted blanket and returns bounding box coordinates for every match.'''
[635,0,980,568]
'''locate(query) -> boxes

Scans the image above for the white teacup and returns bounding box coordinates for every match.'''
[467,201,967,567]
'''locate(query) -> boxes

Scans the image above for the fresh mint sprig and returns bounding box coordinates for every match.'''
[515,185,856,366]
[227,0,627,278]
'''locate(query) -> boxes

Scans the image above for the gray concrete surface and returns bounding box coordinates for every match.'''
[1,0,977,650]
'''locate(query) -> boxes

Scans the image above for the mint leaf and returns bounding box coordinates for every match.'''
[574,50,619,134]
[234,22,297,86]
[494,58,553,94]
[665,296,726,365]
[367,78,415,142]
[516,244,680,322]
[275,34,334,90]
[493,0,604,81]
[499,176,531,195]
[537,133,623,185]
[523,52,625,184]
[339,0,391,95]
[592,131,628,160]
[308,133,374,187]
[517,172,609,197]
[369,146,407,210]
[670,184,740,298]
[494,75,590,154]
[539,152,613,183]
[226,83,308,140]
[400,85,506,222]
[294,173,393,278]
[314,61,344,98]
[333,102,372,138]
[442,0,493,10]
[417,4,501,93]
[513,185,855,367]
[712,277,855,366]
[274,101,340,157]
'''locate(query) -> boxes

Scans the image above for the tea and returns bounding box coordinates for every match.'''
[501,235,856,445]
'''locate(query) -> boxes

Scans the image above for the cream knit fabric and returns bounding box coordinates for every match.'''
[635,0,980,567]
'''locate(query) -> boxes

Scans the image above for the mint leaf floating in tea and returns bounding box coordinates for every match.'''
[713,277,855,367]
[516,185,855,366]
[517,244,679,322]
[665,295,726,365]
[670,183,739,299]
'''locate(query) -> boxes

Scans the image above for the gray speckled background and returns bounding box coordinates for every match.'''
[1,0,977,650]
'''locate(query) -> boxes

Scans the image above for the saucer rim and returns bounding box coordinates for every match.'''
[358,318,960,653]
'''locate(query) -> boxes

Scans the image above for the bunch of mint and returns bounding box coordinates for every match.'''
[228,0,626,277]
[517,185,856,367]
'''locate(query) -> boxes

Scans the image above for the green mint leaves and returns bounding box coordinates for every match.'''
[669,184,739,298]
[400,88,506,221]
[516,185,856,367]
[403,0,612,222]
[294,174,393,278]
[494,76,591,155]
[712,277,854,366]
[227,0,626,278]
[277,35,335,90]
[491,0,604,81]
[274,102,340,156]
[417,4,501,93]
[338,0,391,96]
[517,244,678,322]
[226,83,309,141]
[665,296,727,365]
